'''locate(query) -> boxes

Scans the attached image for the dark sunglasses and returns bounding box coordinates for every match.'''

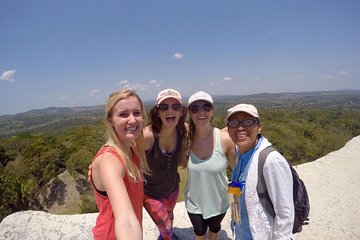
[227,118,259,128]
[188,103,213,114]
[157,103,183,111]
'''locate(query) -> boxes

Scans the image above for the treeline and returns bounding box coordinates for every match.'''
[0,106,359,221]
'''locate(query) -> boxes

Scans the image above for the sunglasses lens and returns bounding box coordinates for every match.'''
[227,119,240,128]
[172,103,182,111]
[158,104,169,111]
[189,105,200,114]
[202,103,213,112]
[242,119,256,127]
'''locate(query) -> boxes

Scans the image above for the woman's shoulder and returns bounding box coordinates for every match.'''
[93,150,126,178]
[143,126,154,150]
[219,127,232,143]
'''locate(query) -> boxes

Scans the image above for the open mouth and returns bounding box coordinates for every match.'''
[166,115,176,122]
[125,126,138,132]
[235,132,248,140]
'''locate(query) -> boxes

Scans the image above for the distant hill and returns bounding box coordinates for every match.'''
[1,90,359,138]
[0,106,105,138]
[212,89,360,109]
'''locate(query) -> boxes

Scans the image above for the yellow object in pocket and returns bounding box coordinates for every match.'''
[228,185,242,196]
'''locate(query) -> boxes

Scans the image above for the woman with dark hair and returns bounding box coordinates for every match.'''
[143,88,187,240]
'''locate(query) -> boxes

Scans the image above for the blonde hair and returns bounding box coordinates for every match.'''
[105,89,150,181]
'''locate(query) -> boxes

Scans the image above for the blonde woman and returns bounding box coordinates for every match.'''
[90,89,150,240]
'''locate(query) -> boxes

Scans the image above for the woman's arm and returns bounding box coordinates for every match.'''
[263,152,294,239]
[179,122,190,168]
[97,152,142,240]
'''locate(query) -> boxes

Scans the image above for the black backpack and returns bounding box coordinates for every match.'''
[257,146,310,234]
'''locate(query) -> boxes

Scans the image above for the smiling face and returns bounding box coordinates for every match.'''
[108,96,144,148]
[157,97,183,128]
[188,100,213,127]
[227,112,261,154]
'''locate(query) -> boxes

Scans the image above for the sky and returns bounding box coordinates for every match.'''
[1,1,360,115]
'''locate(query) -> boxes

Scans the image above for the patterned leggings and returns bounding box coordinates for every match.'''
[143,187,179,240]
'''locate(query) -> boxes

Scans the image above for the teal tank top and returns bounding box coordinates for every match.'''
[185,128,230,219]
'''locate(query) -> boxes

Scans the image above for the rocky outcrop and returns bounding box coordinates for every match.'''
[38,170,92,214]
[1,135,360,240]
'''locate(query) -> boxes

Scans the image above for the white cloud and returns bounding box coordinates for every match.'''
[222,76,232,81]
[0,69,16,82]
[90,89,100,96]
[172,52,184,59]
[149,80,158,84]
[124,83,148,92]
[117,79,129,85]
[150,80,162,87]
[339,70,347,75]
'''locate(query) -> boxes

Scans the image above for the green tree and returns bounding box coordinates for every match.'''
[0,145,12,167]
[65,148,93,175]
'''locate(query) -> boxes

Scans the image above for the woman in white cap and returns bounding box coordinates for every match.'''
[143,88,187,240]
[184,91,236,240]
[225,103,294,239]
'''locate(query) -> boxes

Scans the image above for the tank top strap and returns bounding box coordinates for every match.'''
[214,127,221,149]
[90,145,124,182]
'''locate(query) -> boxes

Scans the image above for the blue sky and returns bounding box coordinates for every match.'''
[1,1,359,115]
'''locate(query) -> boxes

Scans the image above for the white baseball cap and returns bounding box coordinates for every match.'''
[156,88,182,105]
[187,91,213,106]
[224,103,260,123]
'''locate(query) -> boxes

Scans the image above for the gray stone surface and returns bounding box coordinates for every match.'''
[0,203,232,240]
[0,210,97,240]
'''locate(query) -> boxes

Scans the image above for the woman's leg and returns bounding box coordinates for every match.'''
[187,212,208,240]
[163,187,180,227]
[144,188,180,240]
[144,195,173,239]
[207,212,227,240]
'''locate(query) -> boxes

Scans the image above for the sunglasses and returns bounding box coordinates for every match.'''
[188,103,213,114]
[227,118,259,128]
[157,103,183,111]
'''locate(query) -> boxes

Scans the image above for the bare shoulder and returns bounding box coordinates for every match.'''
[143,126,154,150]
[92,151,126,191]
[219,127,232,143]
[96,151,125,174]
[143,125,153,137]
[219,127,236,169]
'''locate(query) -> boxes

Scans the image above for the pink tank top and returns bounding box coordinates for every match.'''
[91,146,144,240]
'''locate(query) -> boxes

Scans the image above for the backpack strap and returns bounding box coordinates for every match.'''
[257,146,276,218]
